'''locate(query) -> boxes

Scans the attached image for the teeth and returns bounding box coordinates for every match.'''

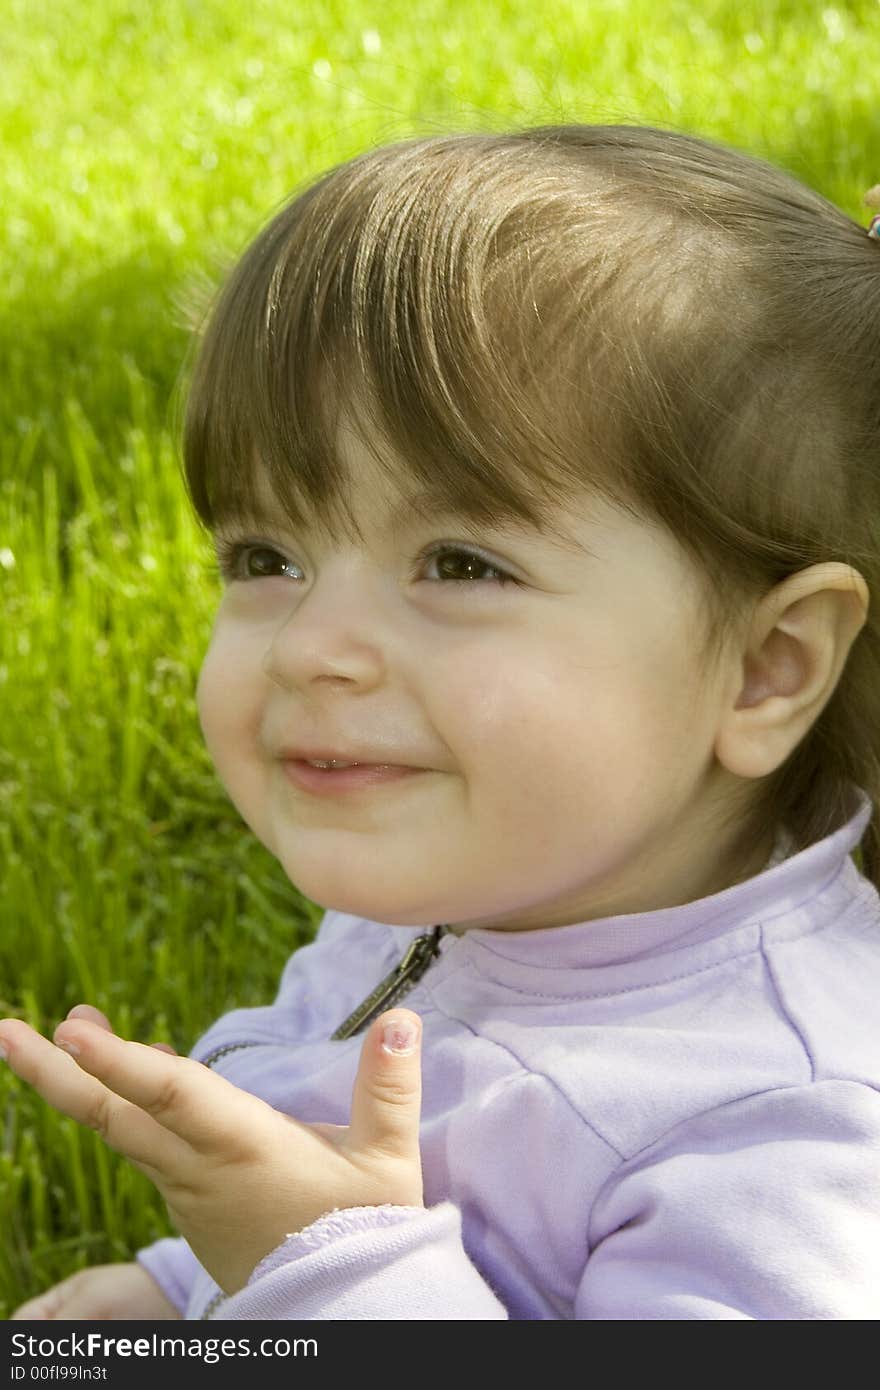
[306,759,359,769]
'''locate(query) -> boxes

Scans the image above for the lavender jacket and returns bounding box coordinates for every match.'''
[136,784,880,1319]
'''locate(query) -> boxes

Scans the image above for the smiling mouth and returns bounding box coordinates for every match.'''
[282,759,426,795]
[303,759,395,769]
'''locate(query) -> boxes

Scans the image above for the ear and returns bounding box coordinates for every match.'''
[714,563,869,780]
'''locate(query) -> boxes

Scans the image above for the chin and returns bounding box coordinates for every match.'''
[335,897,440,927]
[274,866,435,926]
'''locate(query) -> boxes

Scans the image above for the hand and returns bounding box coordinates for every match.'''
[10,1263,182,1320]
[0,1006,425,1297]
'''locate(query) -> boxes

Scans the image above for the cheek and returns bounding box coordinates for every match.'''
[437,650,599,780]
[196,631,259,760]
[446,637,694,796]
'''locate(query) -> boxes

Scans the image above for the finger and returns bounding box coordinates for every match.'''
[0,1020,186,1177]
[50,1018,273,1152]
[9,1288,63,1320]
[65,1007,177,1054]
[346,1009,423,1161]
[9,1271,83,1320]
[65,1004,113,1031]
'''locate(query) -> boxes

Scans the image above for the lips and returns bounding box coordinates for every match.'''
[279,748,420,769]
[302,760,398,770]
[302,758,368,769]
[282,759,426,795]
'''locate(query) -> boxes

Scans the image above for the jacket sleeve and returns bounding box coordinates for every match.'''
[135,1237,203,1316]
[576,1079,880,1319]
[196,1202,509,1320]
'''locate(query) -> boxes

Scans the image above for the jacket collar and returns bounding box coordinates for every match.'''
[389,783,875,975]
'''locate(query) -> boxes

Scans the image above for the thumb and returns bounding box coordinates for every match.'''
[346,1009,423,1162]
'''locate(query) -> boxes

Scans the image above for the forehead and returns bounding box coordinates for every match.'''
[214,376,617,556]
[217,452,600,558]
[215,392,675,563]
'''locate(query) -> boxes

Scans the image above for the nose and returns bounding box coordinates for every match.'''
[260,563,391,692]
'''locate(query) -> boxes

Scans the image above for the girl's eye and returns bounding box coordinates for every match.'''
[213,539,300,582]
[415,543,516,588]
[212,538,517,590]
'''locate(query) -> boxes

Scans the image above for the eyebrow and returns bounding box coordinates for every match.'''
[215,488,591,556]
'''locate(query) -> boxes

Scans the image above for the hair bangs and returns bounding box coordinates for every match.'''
[178,135,654,559]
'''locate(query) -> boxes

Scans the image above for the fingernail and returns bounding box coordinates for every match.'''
[55,1038,80,1058]
[381,1017,419,1055]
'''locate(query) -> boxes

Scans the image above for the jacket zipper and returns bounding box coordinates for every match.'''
[197,923,451,1318]
[329,923,449,1039]
[200,1041,265,1068]
[199,922,451,1068]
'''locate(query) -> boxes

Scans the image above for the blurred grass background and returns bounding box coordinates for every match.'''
[2,0,879,1316]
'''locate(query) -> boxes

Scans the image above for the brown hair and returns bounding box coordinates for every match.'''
[174,122,880,888]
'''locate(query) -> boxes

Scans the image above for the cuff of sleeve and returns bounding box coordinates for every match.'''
[209,1201,508,1320]
[136,1237,202,1316]
[248,1203,421,1284]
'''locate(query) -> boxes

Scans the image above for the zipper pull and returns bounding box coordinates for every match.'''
[330,924,450,1040]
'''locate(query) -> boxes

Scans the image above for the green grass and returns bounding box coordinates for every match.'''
[2,0,880,1317]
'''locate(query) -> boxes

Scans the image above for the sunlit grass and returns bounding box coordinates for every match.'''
[2,0,879,1316]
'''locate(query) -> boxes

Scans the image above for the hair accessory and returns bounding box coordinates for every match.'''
[864,185,880,240]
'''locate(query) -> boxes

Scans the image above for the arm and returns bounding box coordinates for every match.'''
[577,1080,880,1319]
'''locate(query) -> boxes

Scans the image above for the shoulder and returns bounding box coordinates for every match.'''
[758,885,880,1083]
[580,1079,880,1319]
[444,893,880,1158]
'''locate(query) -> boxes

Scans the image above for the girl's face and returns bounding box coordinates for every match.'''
[196,406,767,933]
